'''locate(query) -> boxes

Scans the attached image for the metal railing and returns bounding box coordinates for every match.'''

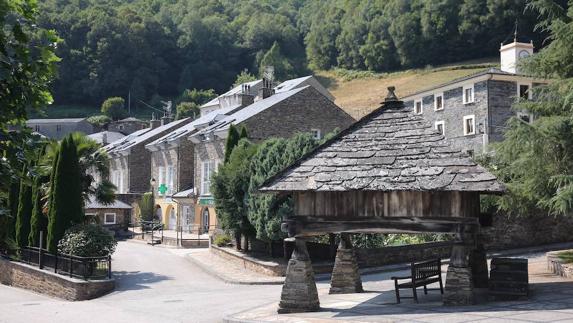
[175,225,214,247]
[19,247,111,281]
[139,220,164,245]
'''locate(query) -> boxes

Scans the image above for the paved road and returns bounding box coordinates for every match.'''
[0,241,282,323]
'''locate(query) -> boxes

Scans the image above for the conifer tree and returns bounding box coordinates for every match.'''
[15,164,33,248]
[239,126,248,140]
[224,124,240,164]
[7,182,20,239]
[47,136,84,252]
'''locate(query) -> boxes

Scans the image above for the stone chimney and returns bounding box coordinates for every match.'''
[150,113,161,129]
[102,132,108,145]
[257,77,274,100]
[161,115,173,126]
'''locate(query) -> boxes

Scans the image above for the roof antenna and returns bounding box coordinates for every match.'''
[514,19,518,42]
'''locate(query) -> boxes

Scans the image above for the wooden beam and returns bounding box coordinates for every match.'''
[282,216,478,237]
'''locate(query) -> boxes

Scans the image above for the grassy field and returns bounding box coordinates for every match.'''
[318,58,497,119]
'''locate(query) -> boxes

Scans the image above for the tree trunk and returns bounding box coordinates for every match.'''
[235,231,242,251]
[242,234,249,252]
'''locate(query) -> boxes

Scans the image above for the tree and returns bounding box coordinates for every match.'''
[15,164,33,248]
[101,97,127,121]
[233,69,257,87]
[248,133,320,245]
[212,139,258,250]
[29,150,49,247]
[138,192,155,222]
[259,41,296,81]
[0,0,58,251]
[175,102,200,120]
[47,136,84,253]
[224,125,241,164]
[239,126,248,140]
[489,0,573,215]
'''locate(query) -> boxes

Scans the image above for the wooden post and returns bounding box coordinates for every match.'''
[278,238,320,313]
[108,255,112,279]
[38,231,43,269]
[329,233,363,294]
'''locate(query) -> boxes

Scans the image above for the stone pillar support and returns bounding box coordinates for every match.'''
[329,233,363,294]
[278,238,320,314]
[444,228,475,305]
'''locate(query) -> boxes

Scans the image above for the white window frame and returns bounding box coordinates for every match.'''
[414,99,423,114]
[201,160,217,195]
[434,93,444,111]
[463,115,476,136]
[434,120,445,136]
[463,85,475,104]
[517,82,532,100]
[310,129,321,140]
[104,213,116,225]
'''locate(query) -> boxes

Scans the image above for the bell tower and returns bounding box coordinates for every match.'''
[499,26,534,74]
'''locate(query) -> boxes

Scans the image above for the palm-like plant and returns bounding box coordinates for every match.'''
[41,132,116,207]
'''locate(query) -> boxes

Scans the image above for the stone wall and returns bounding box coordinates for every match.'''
[0,257,114,301]
[355,241,453,267]
[482,213,573,251]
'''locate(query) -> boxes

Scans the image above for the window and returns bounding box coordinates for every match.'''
[56,125,62,132]
[201,160,217,195]
[434,121,445,136]
[310,129,321,140]
[463,115,476,135]
[434,93,444,111]
[104,213,116,225]
[414,100,423,114]
[463,85,474,104]
[518,83,532,100]
[34,125,40,132]
[167,166,174,194]
[85,213,97,224]
[517,111,533,124]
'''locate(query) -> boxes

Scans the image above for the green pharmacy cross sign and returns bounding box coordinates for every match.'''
[158,184,168,195]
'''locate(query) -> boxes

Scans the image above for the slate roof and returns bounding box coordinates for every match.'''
[27,118,86,124]
[192,86,307,138]
[105,118,190,154]
[274,76,313,93]
[146,107,239,148]
[88,131,125,144]
[402,68,517,100]
[201,79,263,108]
[260,88,505,194]
[85,196,132,209]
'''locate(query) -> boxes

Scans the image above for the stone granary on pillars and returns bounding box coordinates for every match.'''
[259,87,505,313]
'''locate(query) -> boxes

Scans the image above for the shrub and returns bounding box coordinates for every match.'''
[58,224,117,257]
[86,115,111,127]
[101,97,127,121]
[214,234,232,247]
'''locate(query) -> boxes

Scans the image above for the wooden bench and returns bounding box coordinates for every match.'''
[391,258,444,303]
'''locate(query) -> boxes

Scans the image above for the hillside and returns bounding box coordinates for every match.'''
[318,59,497,119]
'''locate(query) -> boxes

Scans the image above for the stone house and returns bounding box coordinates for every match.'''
[87,131,125,145]
[144,108,243,230]
[104,117,192,196]
[26,118,95,140]
[402,38,547,155]
[108,117,148,135]
[189,84,355,235]
[85,196,132,232]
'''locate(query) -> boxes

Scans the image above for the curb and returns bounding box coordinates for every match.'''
[184,253,285,285]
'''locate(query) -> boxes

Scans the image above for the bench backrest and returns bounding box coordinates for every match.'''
[411,258,441,281]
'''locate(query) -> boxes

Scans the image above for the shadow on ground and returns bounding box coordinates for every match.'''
[112,271,172,291]
[323,281,573,319]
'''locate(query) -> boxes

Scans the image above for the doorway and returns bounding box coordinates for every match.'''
[202,208,210,234]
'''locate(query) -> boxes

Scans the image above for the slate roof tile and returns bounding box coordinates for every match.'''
[259,88,505,194]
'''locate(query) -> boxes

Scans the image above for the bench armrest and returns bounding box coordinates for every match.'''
[391,275,412,281]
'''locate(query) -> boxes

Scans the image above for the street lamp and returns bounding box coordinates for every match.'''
[150,178,156,194]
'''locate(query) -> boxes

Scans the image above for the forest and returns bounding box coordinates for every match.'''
[39,0,556,111]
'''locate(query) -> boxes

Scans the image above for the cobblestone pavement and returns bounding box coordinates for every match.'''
[227,252,573,323]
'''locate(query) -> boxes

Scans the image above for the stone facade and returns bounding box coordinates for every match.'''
[0,257,114,301]
[355,241,453,267]
[108,118,147,135]
[329,234,363,294]
[84,207,131,232]
[150,139,195,196]
[26,118,95,140]
[403,74,542,154]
